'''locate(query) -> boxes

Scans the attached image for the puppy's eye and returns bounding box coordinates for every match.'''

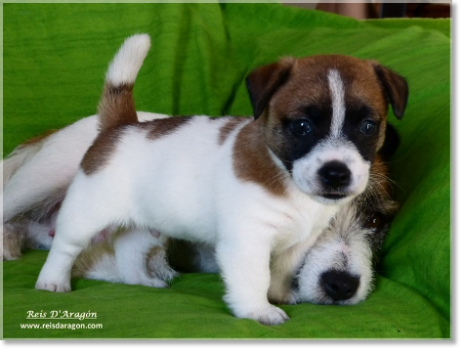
[366,213,383,229]
[360,120,377,135]
[291,119,312,136]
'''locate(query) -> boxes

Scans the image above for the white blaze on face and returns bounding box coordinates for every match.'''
[291,69,370,200]
[328,69,346,139]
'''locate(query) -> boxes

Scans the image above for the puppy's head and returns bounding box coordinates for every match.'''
[246,55,408,203]
[292,193,399,305]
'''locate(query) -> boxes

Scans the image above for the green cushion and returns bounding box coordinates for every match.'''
[2,3,450,339]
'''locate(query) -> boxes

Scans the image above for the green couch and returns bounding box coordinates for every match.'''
[2,3,450,339]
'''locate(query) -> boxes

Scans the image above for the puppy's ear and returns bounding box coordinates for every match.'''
[372,63,409,119]
[246,58,295,119]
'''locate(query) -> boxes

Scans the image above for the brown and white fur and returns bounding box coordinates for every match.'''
[9,34,407,325]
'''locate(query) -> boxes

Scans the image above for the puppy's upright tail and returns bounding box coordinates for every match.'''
[98,34,151,131]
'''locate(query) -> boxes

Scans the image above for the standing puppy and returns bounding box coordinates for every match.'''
[35,34,407,325]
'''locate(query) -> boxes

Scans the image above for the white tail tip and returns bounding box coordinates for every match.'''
[105,34,151,86]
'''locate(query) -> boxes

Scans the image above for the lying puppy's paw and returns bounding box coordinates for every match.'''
[242,304,290,326]
[268,290,297,305]
[147,246,178,283]
[268,281,298,305]
[134,276,169,289]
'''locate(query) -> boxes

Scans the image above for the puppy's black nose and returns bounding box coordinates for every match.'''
[318,161,351,189]
[320,270,360,301]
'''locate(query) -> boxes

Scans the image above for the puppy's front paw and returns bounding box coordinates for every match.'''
[240,304,290,326]
[35,279,71,292]
[36,268,71,292]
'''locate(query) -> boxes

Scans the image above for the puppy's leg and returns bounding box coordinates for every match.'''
[216,224,289,326]
[35,173,119,292]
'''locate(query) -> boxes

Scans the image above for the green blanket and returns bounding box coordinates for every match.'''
[2,3,451,339]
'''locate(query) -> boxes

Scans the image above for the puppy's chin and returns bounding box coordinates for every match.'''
[311,193,355,206]
[292,181,357,206]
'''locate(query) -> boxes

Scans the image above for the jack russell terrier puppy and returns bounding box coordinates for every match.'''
[8,34,408,324]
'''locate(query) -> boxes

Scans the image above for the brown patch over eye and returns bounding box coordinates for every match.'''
[144,116,192,140]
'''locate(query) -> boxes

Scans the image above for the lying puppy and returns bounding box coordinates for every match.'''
[12,34,408,324]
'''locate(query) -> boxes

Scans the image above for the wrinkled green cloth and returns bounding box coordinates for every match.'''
[3,3,450,339]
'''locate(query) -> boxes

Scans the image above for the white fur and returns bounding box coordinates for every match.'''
[2,116,99,223]
[328,69,346,138]
[106,34,151,86]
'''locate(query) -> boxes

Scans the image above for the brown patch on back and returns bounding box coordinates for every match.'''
[81,127,126,175]
[81,116,193,176]
[98,83,138,131]
[144,116,192,140]
[233,120,287,196]
[218,117,247,145]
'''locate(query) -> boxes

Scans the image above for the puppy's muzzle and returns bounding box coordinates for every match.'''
[320,270,360,302]
[318,161,351,198]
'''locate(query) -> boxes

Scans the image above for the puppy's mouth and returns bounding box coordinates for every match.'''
[321,192,347,200]
[311,192,351,205]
